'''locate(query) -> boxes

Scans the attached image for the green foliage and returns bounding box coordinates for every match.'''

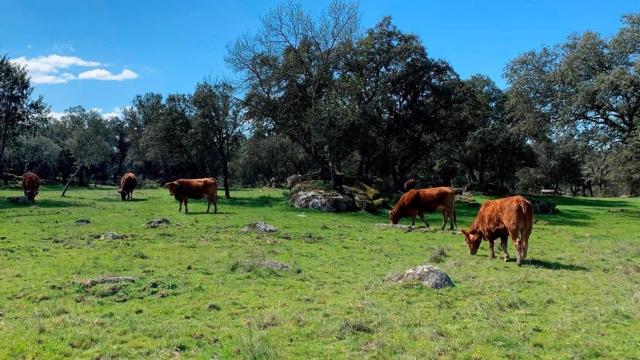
[0,55,48,173]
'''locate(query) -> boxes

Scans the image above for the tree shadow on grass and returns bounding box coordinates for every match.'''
[0,198,86,211]
[524,259,589,271]
[537,209,592,226]
[181,210,236,215]
[224,195,283,208]
[544,196,635,209]
[99,197,148,203]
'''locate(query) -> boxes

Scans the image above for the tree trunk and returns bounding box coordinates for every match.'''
[0,125,10,183]
[61,166,81,197]
[221,153,231,199]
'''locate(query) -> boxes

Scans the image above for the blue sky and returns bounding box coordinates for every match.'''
[1,0,638,117]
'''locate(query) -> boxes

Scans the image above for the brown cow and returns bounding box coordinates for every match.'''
[403,179,417,192]
[165,178,218,214]
[461,195,533,266]
[389,187,457,230]
[118,172,137,201]
[22,171,40,202]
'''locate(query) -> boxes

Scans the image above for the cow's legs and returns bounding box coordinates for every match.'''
[440,211,447,230]
[450,209,457,230]
[213,200,217,213]
[509,230,523,266]
[488,239,496,259]
[206,200,211,213]
[129,190,133,200]
[418,212,429,227]
[179,200,183,212]
[184,199,188,214]
[411,216,416,226]
[499,235,509,261]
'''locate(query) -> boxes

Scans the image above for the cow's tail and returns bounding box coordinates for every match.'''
[212,179,218,204]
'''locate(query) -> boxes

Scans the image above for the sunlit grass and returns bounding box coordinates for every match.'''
[0,186,638,358]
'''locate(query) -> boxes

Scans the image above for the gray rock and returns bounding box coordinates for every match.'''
[146,218,170,228]
[290,190,356,212]
[286,174,303,188]
[242,222,277,233]
[8,196,30,205]
[238,259,290,271]
[75,219,91,225]
[389,264,454,289]
[374,223,435,232]
[100,232,125,240]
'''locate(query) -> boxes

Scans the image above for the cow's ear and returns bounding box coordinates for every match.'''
[461,229,468,236]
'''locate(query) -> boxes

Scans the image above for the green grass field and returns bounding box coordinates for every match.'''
[0,186,638,359]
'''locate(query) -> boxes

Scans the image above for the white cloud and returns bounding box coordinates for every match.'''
[10,54,138,84]
[52,43,75,53]
[78,68,138,81]
[48,106,127,120]
[12,54,100,73]
[48,111,66,120]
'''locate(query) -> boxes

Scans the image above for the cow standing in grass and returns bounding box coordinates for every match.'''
[165,178,218,214]
[461,195,533,266]
[389,187,457,230]
[118,172,137,201]
[22,171,40,202]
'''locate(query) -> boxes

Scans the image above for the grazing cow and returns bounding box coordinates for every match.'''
[22,171,40,202]
[165,178,218,214]
[118,172,137,201]
[461,195,533,266]
[389,187,457,230]
[403,179,417,192]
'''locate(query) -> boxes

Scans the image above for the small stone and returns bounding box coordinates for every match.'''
[100,232,124,240]
[206,303,221,311]
[146,218,170,228]
[389,264,454,289]
[8,196,30,205]
[241,222,277,233]
[238,259,290,271]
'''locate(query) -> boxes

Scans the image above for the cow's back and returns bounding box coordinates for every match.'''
[22,172,40,191]
[176,178,217,198]
[120,172,137,192]
[415,187,455,212]
[474,196,532,236]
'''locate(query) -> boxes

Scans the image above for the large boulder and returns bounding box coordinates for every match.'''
[342,181,388,212]
[388,264,454,289]
[289,179,389,213]
[290,189,356,212]
[286,174,304,188]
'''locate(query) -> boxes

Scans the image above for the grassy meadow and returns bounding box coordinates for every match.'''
[0,185,638,359]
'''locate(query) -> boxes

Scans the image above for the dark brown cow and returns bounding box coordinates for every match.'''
[22,171,40,202]
[165,178,218,214]
[389,187,456,230]
[118,172,137,201]
[403,179,417,192]
[461,195,533,266]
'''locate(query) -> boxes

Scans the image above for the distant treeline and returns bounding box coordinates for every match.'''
[1,2,638,197]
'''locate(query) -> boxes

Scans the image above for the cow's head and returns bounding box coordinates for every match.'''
[388,208,400,224]
[461,229,482,255]
[118,188,126,201]
[165,181,178,196]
